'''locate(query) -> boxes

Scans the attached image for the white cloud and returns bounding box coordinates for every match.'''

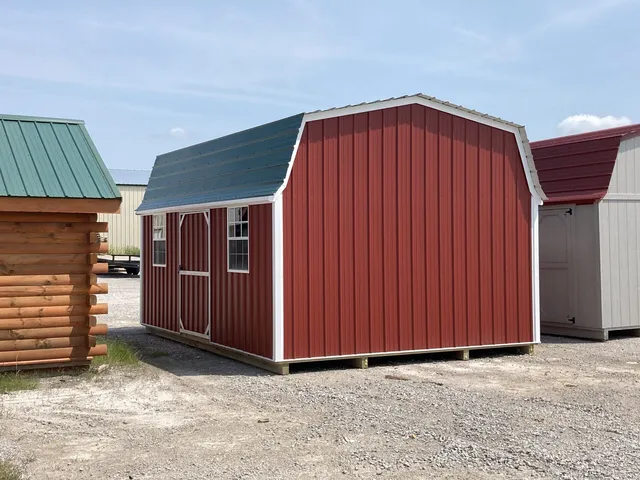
[169,127,186,137]
[558,114,632,135]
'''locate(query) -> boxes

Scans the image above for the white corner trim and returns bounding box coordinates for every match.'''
[272,196,285,361]
[139,215,144,326]
[136,195,272,216]
[273,121,306,200]
[272,95,545,204]
[531,198,541,343]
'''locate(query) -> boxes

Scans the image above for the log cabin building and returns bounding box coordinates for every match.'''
[0,114,121,370]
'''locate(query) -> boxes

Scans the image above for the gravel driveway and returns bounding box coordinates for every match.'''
[1,275,639,479]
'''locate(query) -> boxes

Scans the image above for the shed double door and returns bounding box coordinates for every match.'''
[178,212,210,339]
[539,206,578,326]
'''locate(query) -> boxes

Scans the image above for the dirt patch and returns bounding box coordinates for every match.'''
[1,277,639,479]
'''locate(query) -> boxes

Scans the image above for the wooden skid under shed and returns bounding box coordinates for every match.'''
[145,325,535,375]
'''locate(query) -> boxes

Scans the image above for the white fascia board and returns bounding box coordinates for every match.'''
[531,199,541,343]
[273,95,546,204]
[135,195,273,215]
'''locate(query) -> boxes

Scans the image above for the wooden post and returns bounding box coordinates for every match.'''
[455,349,470,361]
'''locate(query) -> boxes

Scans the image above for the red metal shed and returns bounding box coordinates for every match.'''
[137,94,546,373]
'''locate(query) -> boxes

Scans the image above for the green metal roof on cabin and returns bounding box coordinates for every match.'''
[137,113,304,212]
[0,114,121,199]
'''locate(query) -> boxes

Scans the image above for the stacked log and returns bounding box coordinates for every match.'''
[0,213,109,370]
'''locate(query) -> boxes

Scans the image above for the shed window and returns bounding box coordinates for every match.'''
[228,207,249,272]
[152,214,166,266]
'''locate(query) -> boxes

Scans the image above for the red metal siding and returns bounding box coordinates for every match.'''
[283,104,534,360]
[180,213,209,272]
[210,204,273,359]
[142,213,179,332]
[531,124,640,205]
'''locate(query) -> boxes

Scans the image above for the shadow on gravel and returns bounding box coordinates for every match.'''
[540,335,595,345]
[107,325,270,378]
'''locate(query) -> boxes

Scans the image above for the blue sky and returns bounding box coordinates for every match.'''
[0,0,638,169]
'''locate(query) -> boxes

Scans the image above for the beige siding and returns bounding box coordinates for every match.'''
[598,199,640,330]
[98,185,145,251]
[606,135,640,196]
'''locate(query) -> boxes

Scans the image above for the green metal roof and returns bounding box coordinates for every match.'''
[0,114,120,199]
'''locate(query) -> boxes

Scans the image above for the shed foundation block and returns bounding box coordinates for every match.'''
[455,349,470,361]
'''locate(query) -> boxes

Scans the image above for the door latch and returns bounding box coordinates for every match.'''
[567,316,576,324]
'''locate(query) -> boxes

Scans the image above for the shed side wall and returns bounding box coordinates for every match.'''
[598,199,640,330]
[282,104,533,360]
[599,137,640,330]
[141,213,179,332]
[210,204,273,359]
[98,185,145,250]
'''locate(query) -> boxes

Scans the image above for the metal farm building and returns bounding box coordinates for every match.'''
[97,169,150,252]
[531,125,640,340]
[137,94,546,373]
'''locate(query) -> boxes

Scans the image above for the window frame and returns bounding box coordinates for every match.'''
[152,214,167,267]
[227,206,249,274]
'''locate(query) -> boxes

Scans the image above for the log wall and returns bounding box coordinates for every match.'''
[0,212,109,370]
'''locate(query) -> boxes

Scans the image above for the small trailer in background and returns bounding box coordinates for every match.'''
[97,254,141,275]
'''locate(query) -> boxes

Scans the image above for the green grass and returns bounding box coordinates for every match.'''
[92,336,139,367]
[107,245,140,256]
[0,374,38,395]
[0,460,21,480]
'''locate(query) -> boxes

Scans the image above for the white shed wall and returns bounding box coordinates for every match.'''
[98,185,146,251]
[598,135,640,330]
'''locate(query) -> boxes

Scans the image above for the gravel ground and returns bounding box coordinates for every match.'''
[1,275,639,479]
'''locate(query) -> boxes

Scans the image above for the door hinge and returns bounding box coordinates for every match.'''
[565,208,573,216]
[567,316,576,324]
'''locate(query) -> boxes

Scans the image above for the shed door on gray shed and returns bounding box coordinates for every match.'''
[540,206,578,326]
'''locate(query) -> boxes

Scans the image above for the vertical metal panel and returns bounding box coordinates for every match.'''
[410,105,427,351]
[368,111,385,352]
[210,204,273,358]
[397,105,413,351]
[353,113,371,353]
[323,117,340,356]
[142,213,179,332]
[282,104,534,360]
[465,120,481,346]
[452,116,467,347]
[478,125,494,344]
[438,112,454,348]
[383,108,399,352]
[491,129,506,344]
[338,116,356,355]
[307,122,325,357]
[425,109,441,348]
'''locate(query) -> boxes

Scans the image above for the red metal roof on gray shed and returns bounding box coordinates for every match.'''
[531,124,640,204]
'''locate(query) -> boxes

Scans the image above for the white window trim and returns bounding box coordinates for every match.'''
[227,206,249,274]
[152,213,166,267]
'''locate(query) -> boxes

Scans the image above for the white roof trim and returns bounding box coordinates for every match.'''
[274,94,546,203]
[135,195,273,215]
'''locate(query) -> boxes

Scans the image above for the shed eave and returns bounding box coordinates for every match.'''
[135,195,274,215]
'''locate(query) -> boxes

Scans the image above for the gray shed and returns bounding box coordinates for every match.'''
[531,124,640,340]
